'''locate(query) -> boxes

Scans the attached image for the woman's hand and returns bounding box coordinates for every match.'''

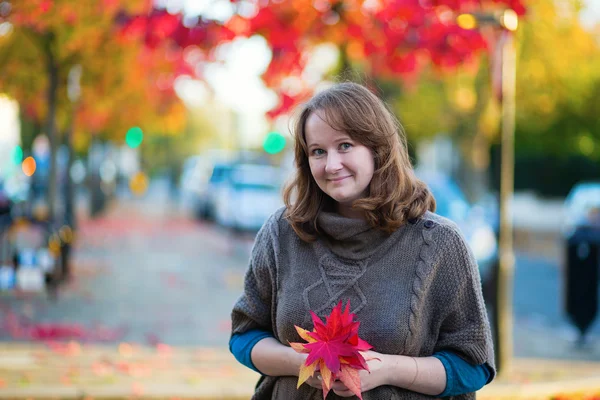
[303,350,386,393]
[330,351,389,397]
[304,372,323,390]
[303,351,446,397]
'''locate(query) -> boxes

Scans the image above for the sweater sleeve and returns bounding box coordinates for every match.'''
[433,350,493,397]
[230,212,279,337]
[432,225,496,384]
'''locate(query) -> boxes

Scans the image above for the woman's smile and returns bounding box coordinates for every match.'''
[328,175,351,183]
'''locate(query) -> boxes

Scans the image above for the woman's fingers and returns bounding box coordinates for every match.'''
[332,380,353,397]
[331,380,349,391]
[304,373,322,389]
[333,389,355,397]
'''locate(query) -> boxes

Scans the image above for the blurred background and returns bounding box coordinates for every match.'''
[1,0,600,398]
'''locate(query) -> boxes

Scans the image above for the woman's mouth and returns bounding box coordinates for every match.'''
[328,176,351,183]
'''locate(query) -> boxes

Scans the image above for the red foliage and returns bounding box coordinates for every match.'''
[226,0,527,118]
[266,92,300,120]
[290,301,373,399]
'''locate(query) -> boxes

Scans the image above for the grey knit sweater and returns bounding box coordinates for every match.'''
[231,207,495,400]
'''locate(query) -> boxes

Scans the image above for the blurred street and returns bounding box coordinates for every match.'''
[2,0,599,397]
[1,178,599,361]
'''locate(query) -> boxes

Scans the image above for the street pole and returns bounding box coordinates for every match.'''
[497,29,516,377]
[457,9,518,378]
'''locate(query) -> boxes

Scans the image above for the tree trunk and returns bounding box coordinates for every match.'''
[60,121,75,281]
[43,33,59,222]
[63,122,75,230]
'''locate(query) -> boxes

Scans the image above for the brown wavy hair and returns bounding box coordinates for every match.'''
[283,82,436,242]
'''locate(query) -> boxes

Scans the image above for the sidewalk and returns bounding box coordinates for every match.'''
[1,188,598,399]
[1,343,600,400]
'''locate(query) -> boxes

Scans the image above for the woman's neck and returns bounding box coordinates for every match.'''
[336,202,365,220]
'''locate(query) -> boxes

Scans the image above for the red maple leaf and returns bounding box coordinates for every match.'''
[289,301,373,399]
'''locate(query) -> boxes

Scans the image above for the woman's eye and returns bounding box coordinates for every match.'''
[312,149,325,156]
[340,143,352,151]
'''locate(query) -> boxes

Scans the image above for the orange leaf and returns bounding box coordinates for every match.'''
[289,341,309,353]
[297,359,318,388]
[338,364,363,400]
[319,359,333,399]
[294,326,317,343]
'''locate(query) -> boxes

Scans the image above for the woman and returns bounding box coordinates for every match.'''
[230,82,495,399]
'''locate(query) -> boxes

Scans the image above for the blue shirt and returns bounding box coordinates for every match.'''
[229,329,492,397]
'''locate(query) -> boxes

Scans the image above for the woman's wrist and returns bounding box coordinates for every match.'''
[290,348,307,376]
[383,354,446,396]
[383,354,417,388]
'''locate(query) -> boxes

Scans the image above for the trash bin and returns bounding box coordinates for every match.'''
[564,224,600,340]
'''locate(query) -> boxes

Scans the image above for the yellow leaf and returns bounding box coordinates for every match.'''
[297,360,318,389]
[320,360,333,392]
[294,326,317,343]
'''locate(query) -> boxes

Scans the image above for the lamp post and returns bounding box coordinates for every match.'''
[457,9,519,378]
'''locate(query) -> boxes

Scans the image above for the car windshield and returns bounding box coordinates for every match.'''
[209,165,232,184]
[229,165,280,191]
[565,183,600,223]
[232,182,279,191]
[567,184,600,208]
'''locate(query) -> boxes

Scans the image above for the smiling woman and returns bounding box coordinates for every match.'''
[283,82,434,241]
[304,111,375,219]
[230,82,496,400]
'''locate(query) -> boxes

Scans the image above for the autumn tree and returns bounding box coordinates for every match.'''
[0,0,153,218]
[383,0,600,197]
[223,0,526,119]
[0,1,232,220]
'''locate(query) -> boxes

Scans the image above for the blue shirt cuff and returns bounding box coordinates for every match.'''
[433,350,492,397]
[229,329,274,374]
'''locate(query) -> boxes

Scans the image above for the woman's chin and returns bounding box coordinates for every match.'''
[329,193,356,205]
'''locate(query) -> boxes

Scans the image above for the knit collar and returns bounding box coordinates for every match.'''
[317,211,390,260]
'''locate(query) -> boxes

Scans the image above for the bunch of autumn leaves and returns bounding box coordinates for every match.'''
[290,301,374,399]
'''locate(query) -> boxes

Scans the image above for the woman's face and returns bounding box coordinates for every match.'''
[305,110,375,209]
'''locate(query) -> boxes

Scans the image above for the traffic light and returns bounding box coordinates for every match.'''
[263,131,286,154]
[11,145,23,165]
[126,127,144,148]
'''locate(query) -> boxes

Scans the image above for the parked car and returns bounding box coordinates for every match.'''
[179,156,204,211]
[196,162,234,221]
[0,181,11,216]
[562,181,600,338]
[214,163,284,232]
[179,150,236,220]
[563,181,600,236]
[418,172,498,285]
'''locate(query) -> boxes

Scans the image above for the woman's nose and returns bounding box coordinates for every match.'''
[325,153,342,174]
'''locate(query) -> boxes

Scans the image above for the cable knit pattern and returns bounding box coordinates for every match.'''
[302,254,368,325]
[405,223,437,354]
[231,207,495,400]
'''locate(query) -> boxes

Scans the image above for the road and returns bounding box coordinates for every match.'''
[1,181,599,362]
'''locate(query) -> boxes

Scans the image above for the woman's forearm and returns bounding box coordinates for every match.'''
[250,340,446,395]
[251,337,306,376]
[384,354,446,396]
